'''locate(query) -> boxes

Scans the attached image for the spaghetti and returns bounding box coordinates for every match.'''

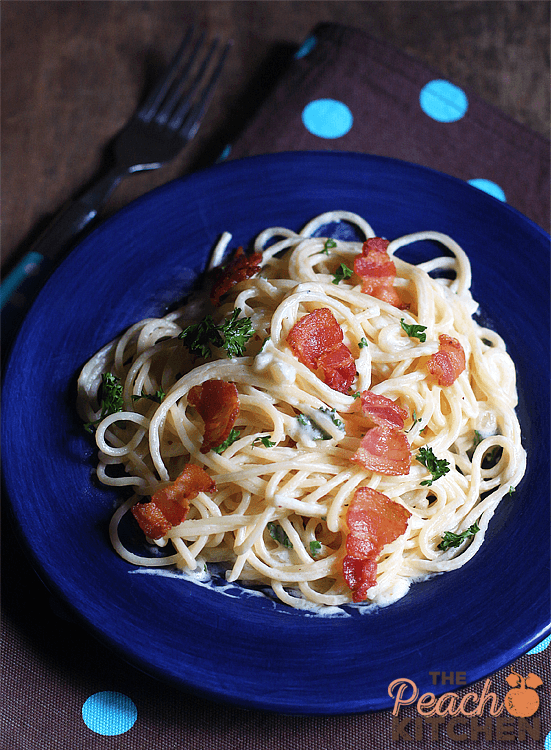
[77,211,526,611]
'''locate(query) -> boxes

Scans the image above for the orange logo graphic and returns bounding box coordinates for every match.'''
[504,670,543,717]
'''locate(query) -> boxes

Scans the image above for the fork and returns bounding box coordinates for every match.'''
[1,29,230,312]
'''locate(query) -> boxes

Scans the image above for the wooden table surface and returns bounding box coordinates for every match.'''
[2,0,549,272]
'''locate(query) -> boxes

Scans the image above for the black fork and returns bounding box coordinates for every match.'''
[1,29,230,311]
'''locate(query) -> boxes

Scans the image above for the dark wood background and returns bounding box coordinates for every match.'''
[2,0,549,272]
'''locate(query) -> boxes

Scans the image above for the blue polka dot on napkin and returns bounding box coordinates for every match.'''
[81,691,137,736]
[302,98,353,138]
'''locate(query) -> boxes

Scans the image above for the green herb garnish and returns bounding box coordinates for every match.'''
[268,522,293,549]
[132,388,166,404]
[416,446,450,486]
[179,315,221,358]
[473,430,484,448]
[84,372,124,432]
[252,435,275,448]
[297,413,331,440]
[217,309,255,358]
[318,407,345,432]
[331,263,354,284]
[400,318,427,342]
[212,428,241,454]
[179,308,254,359]
[321,238,337,255]
[259,336,270,352]
[310,540,322,556]
[406,410,423,433]
[297,408,344,440]
[438,522,480,551]
[358,337,369,349]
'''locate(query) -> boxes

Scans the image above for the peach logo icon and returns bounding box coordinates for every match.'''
[504,670,543,717]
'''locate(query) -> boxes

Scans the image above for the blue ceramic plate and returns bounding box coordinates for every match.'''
[2,152,550,714]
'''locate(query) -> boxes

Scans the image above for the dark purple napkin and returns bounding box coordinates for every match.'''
[3,22,549,750]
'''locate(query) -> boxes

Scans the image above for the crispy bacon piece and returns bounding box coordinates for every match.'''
[188,379,240,453]
[343,487,411,602]
[351,425,411,475]
[286,307,356,393]
[131,464,216,540]
[210,247,262,306]
[354,237,405,308]
[427,334,466,386]
[360,390,408,430]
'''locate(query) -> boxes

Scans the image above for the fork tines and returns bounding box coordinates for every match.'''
[137,28,231,140]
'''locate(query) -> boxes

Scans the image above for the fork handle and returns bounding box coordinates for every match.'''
[1,168,124,313]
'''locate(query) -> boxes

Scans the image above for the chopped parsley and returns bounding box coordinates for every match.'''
[331,263,353,284]
[400,318,427,342]
[179,308,254,359]
[438,522,480,551]
[268,522,293,549]
[473,430,484,448]
[252,435,275,448]
[132,388,165,404]
[297,408,344,440]
[310,540,322,556]
[358,337,369,348]
[416,446,450,486]
[406,410,423,433]
[212,428,241,454]
[318,407,345,432]
[84,372,124,432]
[321,238,337,254]
[350,391,362,400]
[259,336,270,352]
[297,413,331,440]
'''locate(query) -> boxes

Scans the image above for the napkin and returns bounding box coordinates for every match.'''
[226,22,550,233]
[3,22,549,750]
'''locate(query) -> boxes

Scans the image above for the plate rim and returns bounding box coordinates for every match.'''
[2,150,550,715]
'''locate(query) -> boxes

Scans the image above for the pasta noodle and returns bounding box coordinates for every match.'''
[77,211,526,611]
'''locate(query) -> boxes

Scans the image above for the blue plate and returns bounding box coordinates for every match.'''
[2,152,550,714]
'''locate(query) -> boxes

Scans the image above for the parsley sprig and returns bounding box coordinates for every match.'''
[179,308,254,359]
[297,408,345,440]
[212,428,241,454]
[438,522,480,551]
[268,522,293,549]
[252,435,275,448]
[84,372,124,432]
[132,388,165,404]
[321,238,337,255]
[416,446,450,486]
[400,318,427,342]
[310,540,322,556]
[332,263,354,285]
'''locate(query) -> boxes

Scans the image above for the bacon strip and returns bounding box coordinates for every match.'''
[351,425,411,475]
[427,334,466,386]
[131,464,216,540]
[354,237,405,308]
[343,487,411,602]
[360,390,408,430]
[286,308,356,393]
[188,379,240,453]
[210,247,262,306]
